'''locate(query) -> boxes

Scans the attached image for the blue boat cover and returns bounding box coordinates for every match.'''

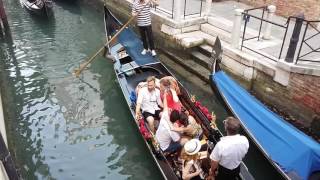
[212,71,320,180]
[118,28,159,66]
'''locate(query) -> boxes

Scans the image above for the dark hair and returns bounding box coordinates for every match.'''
[225,117,240,135]
[179,112,189,127]
[170,110,180,123]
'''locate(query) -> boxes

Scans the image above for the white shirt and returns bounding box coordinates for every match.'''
[210,134,249,170]
[137,87,162,114]
[155,110,180,150]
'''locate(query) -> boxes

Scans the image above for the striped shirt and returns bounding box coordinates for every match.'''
[132,1,152,27]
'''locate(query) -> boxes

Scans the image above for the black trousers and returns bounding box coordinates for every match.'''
[138,25,155,50]
[216,165,241,180]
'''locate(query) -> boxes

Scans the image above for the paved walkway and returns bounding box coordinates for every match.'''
[156,0,320,66]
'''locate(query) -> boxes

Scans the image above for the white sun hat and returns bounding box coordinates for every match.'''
[184,139,201,155]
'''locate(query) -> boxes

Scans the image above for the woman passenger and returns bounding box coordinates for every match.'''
[181,139,206,180]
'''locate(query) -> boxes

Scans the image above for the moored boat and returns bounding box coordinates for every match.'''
[103,5,254,180]
[209,38,320,180]
[20,0,53,17]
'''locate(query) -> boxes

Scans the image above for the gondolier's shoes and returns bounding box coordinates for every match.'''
[141,49,148,55]
[151,50,157,56]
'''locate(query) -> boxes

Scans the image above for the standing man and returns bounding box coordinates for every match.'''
[135,76,162,133]
[209,117,249,180]
[132,0,158,56]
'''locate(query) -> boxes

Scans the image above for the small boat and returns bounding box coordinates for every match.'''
[20,0,53,17]
[103,6,254,180]
[209,38,320,180]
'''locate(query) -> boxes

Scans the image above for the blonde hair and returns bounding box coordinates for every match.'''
[146,76,156,83]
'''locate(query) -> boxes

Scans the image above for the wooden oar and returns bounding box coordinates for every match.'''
[73,2,151,77]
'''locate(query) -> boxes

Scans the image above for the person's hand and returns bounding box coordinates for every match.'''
[196,168,202,175]
[132,12,138,17]
[135,113,141,122]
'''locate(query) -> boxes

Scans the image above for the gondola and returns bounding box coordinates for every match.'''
[103,6,254,180]
[209,38,320,180]
[20,0,53,17]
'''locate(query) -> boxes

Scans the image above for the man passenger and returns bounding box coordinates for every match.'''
[135,76,162,133]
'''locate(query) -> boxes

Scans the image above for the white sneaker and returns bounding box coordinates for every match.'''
[151,50,157,56]
[141,49,147,55]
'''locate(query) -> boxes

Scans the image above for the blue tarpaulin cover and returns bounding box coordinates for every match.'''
[118,28,158,66]
[212,71,320,180]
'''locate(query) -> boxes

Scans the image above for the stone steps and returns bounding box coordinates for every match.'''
[190,50,211,70]
[160,49,210,83]
[201,23,231,43]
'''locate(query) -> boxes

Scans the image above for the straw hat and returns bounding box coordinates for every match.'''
[184,139,201,155]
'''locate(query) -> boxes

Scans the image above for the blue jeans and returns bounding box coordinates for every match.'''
[164,141,181,153]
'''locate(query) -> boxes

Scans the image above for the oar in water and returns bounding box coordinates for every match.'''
[73,2,151,77]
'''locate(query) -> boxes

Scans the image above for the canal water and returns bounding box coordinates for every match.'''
[0,0,283,180]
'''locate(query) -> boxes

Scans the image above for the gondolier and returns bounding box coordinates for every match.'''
[132,0,158,56]
[209,117,249,180]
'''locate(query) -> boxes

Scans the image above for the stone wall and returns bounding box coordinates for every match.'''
[239,0,320,20]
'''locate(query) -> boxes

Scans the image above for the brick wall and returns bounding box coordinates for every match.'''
[289,73,320,115]
[240,0,320,20]
[252,71,318,126]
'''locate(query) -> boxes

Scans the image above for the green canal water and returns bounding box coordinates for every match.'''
[0,0,283,180]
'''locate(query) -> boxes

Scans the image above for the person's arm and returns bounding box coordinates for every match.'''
[209,144,220,178]
[171,124,188,133]
[135,90,143,121]
[210,160,219,178]
[131,2,138,16]
[162,90,168,112]
[151,0,159,6]
[182,162,201,180]
[156,90,163,108]
[170,88,179,103]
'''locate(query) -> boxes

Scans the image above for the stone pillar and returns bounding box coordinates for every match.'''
[231,9,244,49]
[173,0,183,22]
[263,5,276,40]
[204,0,212,17]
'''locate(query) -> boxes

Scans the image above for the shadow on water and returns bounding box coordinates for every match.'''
[0,39,53,179]
[29,15,56,39]
[54,0,82,15]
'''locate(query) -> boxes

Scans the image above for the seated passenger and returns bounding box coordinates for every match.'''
[135,76,163,133]
[159,78,182,112]
[181,139,205,180]
[181,108,203,139]
[171,108,203,139]
[156,90,187,153]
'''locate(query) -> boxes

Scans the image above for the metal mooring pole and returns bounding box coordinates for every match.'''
[0,0,10,37]
[285,14,304,63]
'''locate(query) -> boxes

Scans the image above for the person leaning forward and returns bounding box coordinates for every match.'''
[135,76,163,133]
[156,90,188,153]
[208,117,249,180]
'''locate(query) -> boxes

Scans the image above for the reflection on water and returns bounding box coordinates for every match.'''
[0,0,162,179]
